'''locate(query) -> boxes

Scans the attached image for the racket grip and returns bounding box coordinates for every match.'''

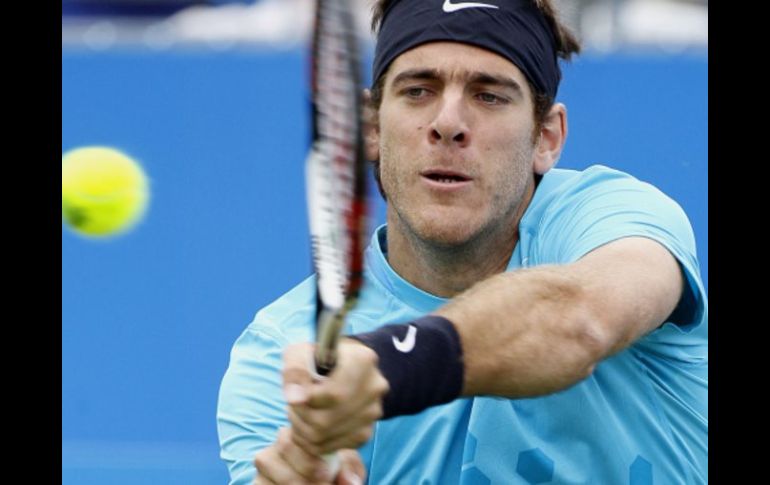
[308,354,342,479]
[323,452,341,478]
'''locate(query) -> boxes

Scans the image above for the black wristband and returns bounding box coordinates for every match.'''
[348,315,464,419]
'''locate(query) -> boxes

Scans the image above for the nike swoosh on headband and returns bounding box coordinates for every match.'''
[442,0,499,13]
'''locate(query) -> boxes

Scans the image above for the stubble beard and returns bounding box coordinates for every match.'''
[380,138,536,259]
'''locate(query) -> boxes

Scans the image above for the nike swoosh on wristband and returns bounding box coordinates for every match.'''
[442,0,499,13]
[392,325,418,353]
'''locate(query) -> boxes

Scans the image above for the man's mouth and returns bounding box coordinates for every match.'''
[420,170,472,184]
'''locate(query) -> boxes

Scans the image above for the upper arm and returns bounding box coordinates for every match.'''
[533,167,707,356]
[569,236,684,356]
[217,324,290,485]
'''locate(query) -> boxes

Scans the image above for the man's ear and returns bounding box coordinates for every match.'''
[363,89,380,161]
[533,102,567,175]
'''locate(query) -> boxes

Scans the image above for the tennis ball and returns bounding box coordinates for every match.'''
[61,146,150,238]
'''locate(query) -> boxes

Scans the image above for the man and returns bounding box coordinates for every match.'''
[217,1,708,483]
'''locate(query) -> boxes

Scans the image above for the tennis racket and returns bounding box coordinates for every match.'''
[306,0,367,473]
[306,0,367,378]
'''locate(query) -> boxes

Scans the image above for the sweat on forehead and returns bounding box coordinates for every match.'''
[372,0,561,98]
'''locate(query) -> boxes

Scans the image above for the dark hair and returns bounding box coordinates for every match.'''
[367,0,581,197]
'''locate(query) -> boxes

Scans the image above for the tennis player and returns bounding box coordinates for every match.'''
[218,1,707,483]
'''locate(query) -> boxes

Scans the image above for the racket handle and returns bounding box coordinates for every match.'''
[323,452,341,478]
[308,353,342,479]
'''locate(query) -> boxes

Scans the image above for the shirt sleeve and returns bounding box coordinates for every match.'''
[216,318,290,485]
[531,166,707,356]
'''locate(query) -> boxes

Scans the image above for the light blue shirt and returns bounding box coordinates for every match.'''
[217,165,708,484]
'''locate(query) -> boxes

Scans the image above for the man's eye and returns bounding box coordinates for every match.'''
[405,87,428,98]
[477,92,504,104]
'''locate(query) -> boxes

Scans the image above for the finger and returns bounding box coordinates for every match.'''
[287,406,323,453]
[336,449,366,485]
[282,343,315,404]
[288,404,360,453]
[275,427,333,483]
[304,343,383,409]
[253,444,312,485]
[288,401,345,443]
[254,475,276,485]
[319,398,382,442]
[288,392,351,445]
[289,386,384,448]
[290,403,377,456]
[285,416,325,456]
[287,341,388,453]
[301,367,387,417]
[314,424,374,456]
[284,383,310,405]
[287,421,366,462]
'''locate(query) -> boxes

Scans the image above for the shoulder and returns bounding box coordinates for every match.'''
[528,165,707,334]
[244,275,318,346]
[525,165,694,250]
[537,165,680,207]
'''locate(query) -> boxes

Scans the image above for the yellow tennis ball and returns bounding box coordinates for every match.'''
[61,146,150,238]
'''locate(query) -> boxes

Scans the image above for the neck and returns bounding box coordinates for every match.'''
[386,182,536,298]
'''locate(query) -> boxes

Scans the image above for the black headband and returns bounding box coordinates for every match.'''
[372,0,561,98]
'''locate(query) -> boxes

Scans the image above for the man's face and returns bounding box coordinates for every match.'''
[372,41,540,248]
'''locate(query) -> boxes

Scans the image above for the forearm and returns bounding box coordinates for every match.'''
[436,266,603,398]
[287,238,682,428]
[341,265,599,416]
[437,238,683,398]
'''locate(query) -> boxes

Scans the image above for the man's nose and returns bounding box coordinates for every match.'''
[429,92,471,148]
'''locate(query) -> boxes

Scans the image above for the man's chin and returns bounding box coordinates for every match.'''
[412,221,481,249]
[390,203,487,247]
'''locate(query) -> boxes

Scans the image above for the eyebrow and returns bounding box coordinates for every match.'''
[467,72,524,96]
[390,68,524,96]
[390,68,442,87]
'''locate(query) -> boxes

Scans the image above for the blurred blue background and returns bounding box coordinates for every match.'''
[62,4,707,483]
